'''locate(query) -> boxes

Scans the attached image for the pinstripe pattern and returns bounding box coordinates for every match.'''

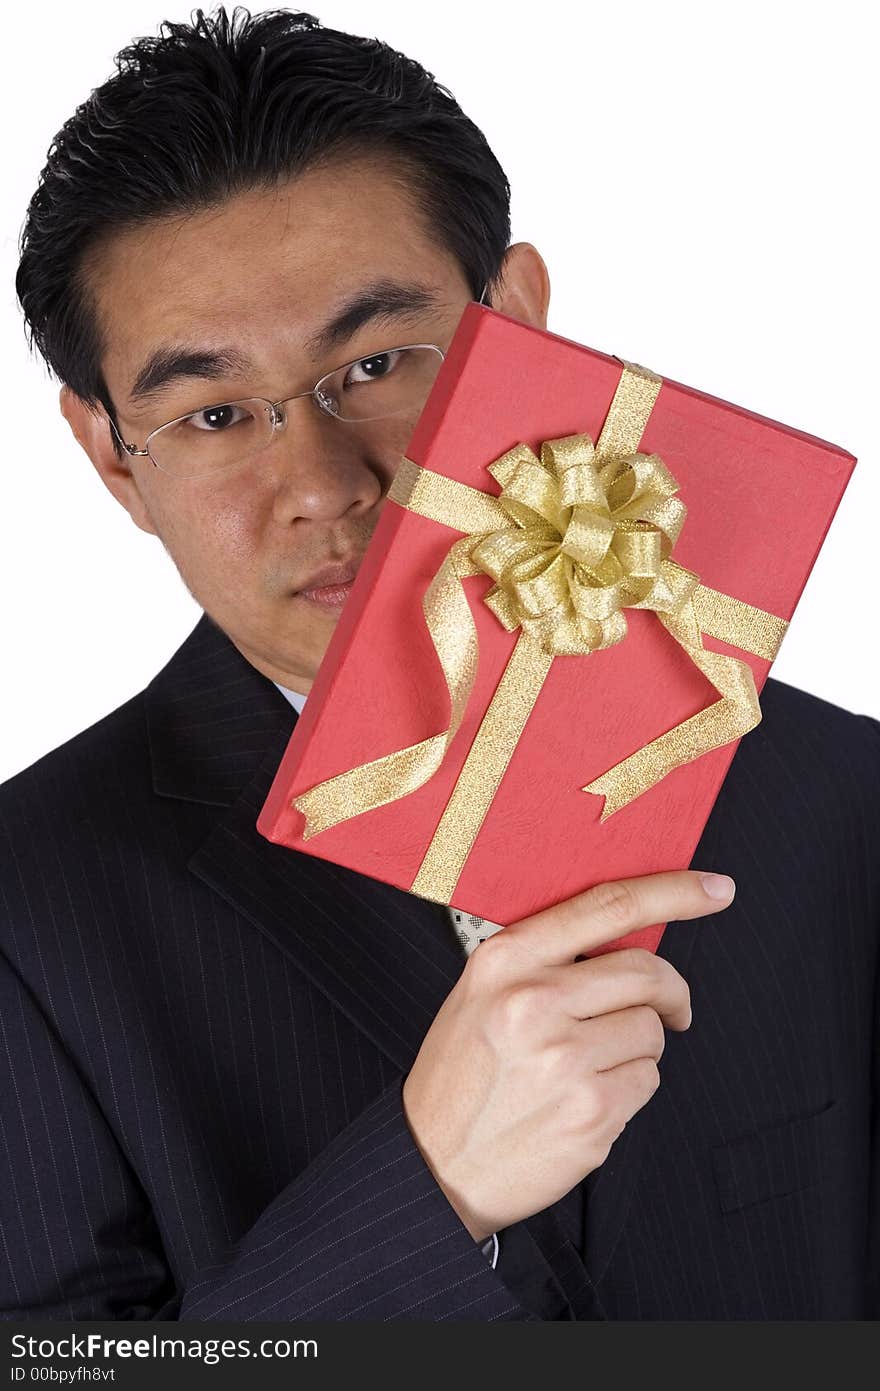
[0,609,877,1320]
[274,676,503,1278]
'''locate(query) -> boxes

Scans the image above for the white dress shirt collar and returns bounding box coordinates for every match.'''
[274,682,308,715]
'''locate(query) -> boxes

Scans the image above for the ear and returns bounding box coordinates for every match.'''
[59,386,158,537]
[488,242,551,330]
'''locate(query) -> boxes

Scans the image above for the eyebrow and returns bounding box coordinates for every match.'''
[127,279,443,408]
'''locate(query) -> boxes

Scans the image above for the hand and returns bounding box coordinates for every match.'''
[402,868,735,1242]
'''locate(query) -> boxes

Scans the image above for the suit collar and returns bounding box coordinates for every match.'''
[145,611,301,807]
[146,611,468,1068]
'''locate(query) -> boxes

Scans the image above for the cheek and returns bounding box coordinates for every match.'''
[156,490,261,585]
[190,478,261,558]
[206,502,260,567]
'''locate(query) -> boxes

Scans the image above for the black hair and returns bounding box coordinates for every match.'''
[15,5,510,455]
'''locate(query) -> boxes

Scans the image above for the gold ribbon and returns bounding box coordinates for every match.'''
[292,362,788,903]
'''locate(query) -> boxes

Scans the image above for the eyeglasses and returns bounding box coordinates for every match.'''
[108,281,491,480]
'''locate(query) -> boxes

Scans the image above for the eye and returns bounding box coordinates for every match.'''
[343,350,403,387]
[186,402,252,432]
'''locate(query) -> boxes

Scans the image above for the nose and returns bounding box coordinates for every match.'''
[267,394,385,526]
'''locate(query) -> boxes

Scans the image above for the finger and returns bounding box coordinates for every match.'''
[508,868,735,965]
[554,949,692,1032]
[577,1005,668,1072]
[589,1055,662,1129]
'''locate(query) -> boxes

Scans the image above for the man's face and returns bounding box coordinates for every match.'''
[79,157,482,693]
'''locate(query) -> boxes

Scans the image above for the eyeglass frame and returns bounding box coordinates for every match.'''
[107,280,491,476]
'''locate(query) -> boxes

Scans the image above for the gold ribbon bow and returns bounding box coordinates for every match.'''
[293,361,788,903]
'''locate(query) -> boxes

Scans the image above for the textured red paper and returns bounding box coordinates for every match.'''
[256,305,856,955]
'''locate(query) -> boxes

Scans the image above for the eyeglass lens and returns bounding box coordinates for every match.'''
[146,344,444,479]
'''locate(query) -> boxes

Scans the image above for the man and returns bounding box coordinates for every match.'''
[4,6,878,1322]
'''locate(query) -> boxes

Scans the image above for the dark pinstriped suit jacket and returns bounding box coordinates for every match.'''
[1,609,878,1321]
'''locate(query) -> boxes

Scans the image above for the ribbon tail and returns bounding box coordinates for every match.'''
[411,632,554,901]
[292,537,483,838]
[581,605,762,821]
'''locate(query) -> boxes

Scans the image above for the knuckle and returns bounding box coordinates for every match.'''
[635,1005,666,1057]
[589,1107,627,1164]
[648,957,691,1024]
[587,1135,616,1171]
[494,981,545,1036]
[678,975,693,1019]
[534,1039,571,1088]
[465,930,510,985]
[577,1079,608,1131]
[618,946,656,979]
[634,1056,661,1096]
[585,879,638,929]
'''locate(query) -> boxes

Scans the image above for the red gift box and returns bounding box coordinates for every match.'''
[256,304,856,956]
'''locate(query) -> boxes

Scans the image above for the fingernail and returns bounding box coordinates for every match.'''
[699,872,736,902]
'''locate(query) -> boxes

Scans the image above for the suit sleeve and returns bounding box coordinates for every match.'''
[869,959,879,1319]
[867,831,880,1319]
[0,947,531,1322]
[862,712,880,1319]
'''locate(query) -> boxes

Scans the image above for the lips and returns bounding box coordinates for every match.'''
[295,557,362,595]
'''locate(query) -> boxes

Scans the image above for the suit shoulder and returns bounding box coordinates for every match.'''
[0,689,167,976]
[0,690,149,844]
[759,674,880,751]
[746,675,880,828]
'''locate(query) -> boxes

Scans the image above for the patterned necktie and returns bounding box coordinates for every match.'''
[447,907,506,957]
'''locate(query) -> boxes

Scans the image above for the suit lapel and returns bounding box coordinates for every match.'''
[189,756,469,1069]
[147,612,467,1071]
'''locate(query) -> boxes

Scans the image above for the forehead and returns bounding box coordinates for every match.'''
[84,156,463,388]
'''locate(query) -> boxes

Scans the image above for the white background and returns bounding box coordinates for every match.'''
[1,0,877,785]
